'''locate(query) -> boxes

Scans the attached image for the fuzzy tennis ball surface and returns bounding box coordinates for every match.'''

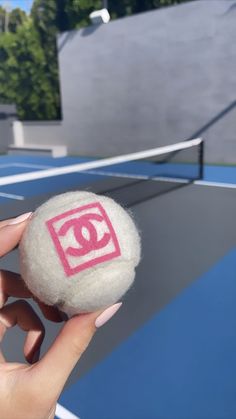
[19,191,141,316]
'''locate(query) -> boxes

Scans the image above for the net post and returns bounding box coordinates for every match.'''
[199,138,204,180]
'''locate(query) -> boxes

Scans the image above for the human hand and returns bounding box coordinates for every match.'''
[0,212,122,419]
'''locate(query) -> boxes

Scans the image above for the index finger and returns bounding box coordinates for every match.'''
[0,271,63,323]
[0,271,32,308]
[0,212,32,230]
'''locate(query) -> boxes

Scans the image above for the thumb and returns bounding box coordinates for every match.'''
[32,303,122,398]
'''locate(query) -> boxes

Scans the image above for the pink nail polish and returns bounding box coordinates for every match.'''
[95,302,122,328]
[8,212,32,225]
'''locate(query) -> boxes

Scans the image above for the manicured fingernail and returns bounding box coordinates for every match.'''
[0,291,5,309]
[95,302,122,328]
[8,212,32,225]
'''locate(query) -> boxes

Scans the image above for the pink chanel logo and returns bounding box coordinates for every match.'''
[46,202,121,276]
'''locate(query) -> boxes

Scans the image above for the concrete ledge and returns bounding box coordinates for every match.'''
[8,144,67,158]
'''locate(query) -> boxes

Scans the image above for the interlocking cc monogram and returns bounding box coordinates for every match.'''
[58,213,111,257]
[46,202,121,276]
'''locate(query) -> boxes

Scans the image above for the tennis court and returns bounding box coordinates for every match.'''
[1,138,236,419]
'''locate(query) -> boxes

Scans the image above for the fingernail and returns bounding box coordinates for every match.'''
[32,348,40,363]
[8,212,32,225]
[95,302,122,328]
[0,290,5,309]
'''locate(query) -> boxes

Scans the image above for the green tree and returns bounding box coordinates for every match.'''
[8,8,27,33]
[0,0,196,120]
[0,5,6,33]
[0,6,26,33]
[28,0,103,120]
[31,0,102,33]
[107,0,195,18]
[60,0,102,31]
[30,0,62,119]
[0,19,60,120]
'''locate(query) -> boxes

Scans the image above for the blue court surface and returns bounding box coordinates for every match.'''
[1,153,236,419]
[60,250,236,419]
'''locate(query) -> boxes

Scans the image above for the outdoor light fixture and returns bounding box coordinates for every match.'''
[89,8,110,25]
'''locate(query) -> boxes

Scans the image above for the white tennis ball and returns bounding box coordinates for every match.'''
[19,191,141,316]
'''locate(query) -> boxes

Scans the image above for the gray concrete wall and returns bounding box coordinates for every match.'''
[22,120,64,145]
[24,0,236,163]
[0,104,16,153]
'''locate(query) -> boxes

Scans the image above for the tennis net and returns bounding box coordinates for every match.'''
[84,138,204,183]
[0,138,203,187]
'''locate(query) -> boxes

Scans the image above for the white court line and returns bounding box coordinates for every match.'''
[0,163,53,169]
[0,192,24,200]
[84,170,190,183]
[55,403,80,419]
[11,163,53,169]
[86,170,236,189]
[84,169,152,180]
[194,180,236,189]
[0,164,18,169]
[0,138,202,186]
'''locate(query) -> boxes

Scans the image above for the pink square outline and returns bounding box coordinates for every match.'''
[46,202,121,277]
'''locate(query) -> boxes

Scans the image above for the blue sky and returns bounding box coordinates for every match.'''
[0,0,33,13]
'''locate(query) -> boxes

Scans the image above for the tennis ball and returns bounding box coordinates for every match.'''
[19,191,141,316]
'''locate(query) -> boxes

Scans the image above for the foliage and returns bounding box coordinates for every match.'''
[0,19,60,119]
[0,6,27,33]
[8,8,27,33]
[0,0,195,120]
[0,6,6,32]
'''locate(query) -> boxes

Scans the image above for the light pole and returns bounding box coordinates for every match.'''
[103,0,108,10]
